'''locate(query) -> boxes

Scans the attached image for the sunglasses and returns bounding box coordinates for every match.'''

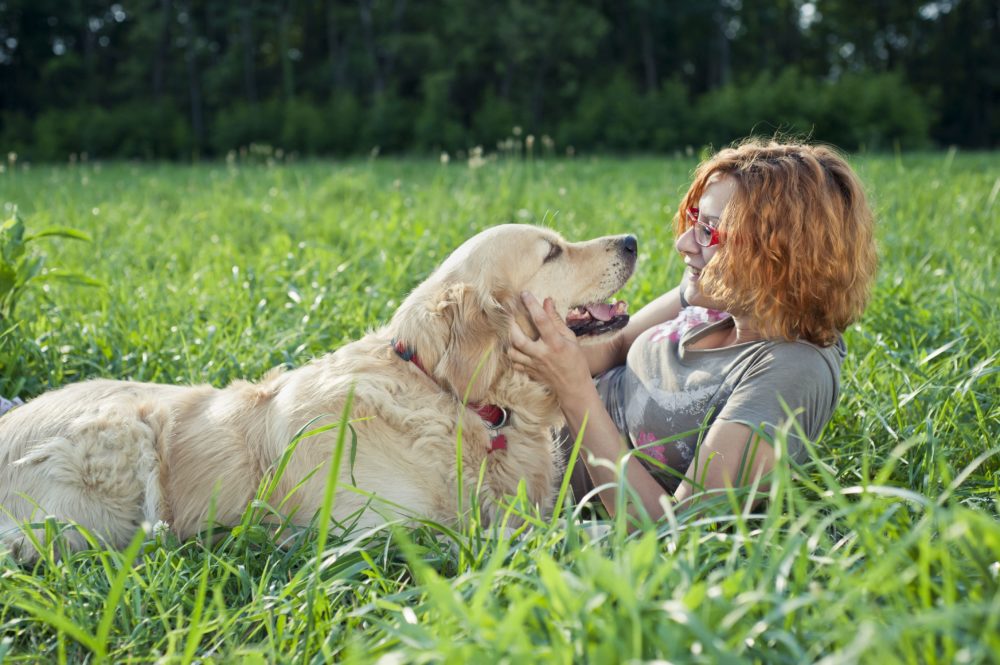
[685,207,724,247]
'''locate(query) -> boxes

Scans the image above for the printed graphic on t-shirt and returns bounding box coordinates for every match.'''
[595,309,845,494]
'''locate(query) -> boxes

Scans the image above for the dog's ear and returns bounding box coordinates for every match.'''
[434,283,513,403]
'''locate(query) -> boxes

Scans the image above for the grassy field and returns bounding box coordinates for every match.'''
[0,151,998,663]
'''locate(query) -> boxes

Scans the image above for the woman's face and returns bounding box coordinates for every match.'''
[676,173,736,310]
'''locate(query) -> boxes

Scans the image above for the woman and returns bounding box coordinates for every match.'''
[510,139,877,520]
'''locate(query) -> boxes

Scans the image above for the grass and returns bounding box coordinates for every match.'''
[0,150,998,663]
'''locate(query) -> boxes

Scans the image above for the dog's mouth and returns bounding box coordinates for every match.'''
[566,301,629,336]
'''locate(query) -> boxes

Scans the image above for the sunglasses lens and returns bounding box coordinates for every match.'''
[686,208,720,247]
[695,222,712,246]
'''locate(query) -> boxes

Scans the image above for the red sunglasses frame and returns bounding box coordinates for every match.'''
[685,207,724,247]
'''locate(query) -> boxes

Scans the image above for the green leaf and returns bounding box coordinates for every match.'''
[25,227,93,242]
[35,270,106,288]
[0,264,16,294]
[17,255,44,283]
[0,213,26,265]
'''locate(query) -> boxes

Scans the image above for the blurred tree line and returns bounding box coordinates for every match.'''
[0,0,995,160]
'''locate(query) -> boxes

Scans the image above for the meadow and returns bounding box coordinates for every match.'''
[0,150,998,663]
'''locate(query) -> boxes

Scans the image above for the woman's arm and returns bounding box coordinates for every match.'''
[555,382,675,520]
[510,293,776,523]
[672,420,775,510]
[509,293,670,519]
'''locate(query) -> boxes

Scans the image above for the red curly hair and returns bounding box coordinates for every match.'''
[675,139,877,347]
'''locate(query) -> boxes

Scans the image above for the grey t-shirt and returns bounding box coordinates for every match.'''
[595,313,846,493]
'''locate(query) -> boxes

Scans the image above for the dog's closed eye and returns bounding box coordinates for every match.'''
[543,242,563,264]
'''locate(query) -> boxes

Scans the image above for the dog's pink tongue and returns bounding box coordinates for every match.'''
[585,303,615,322]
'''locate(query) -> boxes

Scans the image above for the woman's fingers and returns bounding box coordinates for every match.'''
[509,316,538,353]
[509,293,590,396]
[541,296,576,341]
[523,291,578,343]
[510,345,542,380]
[509,347,533,366]
[512,291,582,383]
[521,291,557,337]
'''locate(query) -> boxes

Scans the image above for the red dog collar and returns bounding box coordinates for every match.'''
[392,339,509,452]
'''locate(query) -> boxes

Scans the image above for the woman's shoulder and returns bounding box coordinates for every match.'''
[786,334,846,366]
[751,333,847,384]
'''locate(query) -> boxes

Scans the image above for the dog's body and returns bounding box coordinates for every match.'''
[0,224,635,559]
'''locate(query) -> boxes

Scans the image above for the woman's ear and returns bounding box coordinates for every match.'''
[435,283,511,402]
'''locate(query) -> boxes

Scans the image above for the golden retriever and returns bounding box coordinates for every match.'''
[0,224,636,560]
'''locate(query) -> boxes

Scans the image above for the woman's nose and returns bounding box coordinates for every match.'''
[675,226,699,254]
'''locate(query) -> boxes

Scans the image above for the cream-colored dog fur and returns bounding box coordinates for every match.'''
[0,224,635,560]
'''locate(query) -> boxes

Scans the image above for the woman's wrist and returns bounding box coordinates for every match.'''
[559,381,605,429]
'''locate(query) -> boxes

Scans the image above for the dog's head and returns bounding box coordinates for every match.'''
[389,224,637,402]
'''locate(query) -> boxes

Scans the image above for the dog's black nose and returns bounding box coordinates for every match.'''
[622,235,638,256]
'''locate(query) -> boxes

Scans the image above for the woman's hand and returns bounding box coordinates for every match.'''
[509,292,592,403]
[511,291,676,524]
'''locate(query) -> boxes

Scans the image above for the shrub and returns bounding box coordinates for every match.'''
[33,108,86,161]
[280,99,328,154]
[692,68,932,151]
[31,104,191,161]
[109,103,192,159]
[643,79,692,152]
[694,69,822,149]
[471,90,519,149]
[210,102,284,154]
[558,73,641,151]
[324,92,364,155]
[15,68,933,159]
[817,72,933,150]
[362,91,416,153]
[0,112,34,157]
[414,71,467,152]
[213,98,364,156]
[558,72,692,152]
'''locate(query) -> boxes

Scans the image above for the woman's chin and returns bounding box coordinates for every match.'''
[683,286,703,308]
[686,288,724,312]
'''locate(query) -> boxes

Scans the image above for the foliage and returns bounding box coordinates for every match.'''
[0,210,96,323]
[31,103,193,161]
[0,154,998,662]
[697,69,932,151]
[821,72,934,150]
[558,74,693,153]
[6,70,936,161]
[0,0,996,159]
